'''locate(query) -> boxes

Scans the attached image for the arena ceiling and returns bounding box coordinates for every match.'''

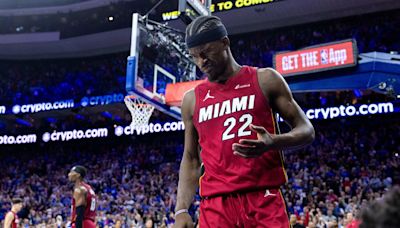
[0,0,90,9]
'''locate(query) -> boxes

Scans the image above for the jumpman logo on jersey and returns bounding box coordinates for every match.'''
[203,90,215,102]
[264,189,277,197]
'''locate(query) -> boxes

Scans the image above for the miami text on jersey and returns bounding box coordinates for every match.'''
[199,94,256,123]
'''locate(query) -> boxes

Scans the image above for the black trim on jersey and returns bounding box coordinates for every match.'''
[75,205,85,228]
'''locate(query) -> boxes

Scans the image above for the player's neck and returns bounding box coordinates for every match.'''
[214,60,241,84]
[74,179,83,187]
[11,207,17,213]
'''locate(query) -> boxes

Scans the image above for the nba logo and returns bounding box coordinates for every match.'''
[321,49,328,64]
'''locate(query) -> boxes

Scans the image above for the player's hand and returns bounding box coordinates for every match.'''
[173,213,194,228]
[232,124,274,158]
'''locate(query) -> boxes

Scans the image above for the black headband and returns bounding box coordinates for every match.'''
[71,166,86,178]
[186,26,228,48]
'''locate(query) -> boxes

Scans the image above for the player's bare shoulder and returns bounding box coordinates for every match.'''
[256,67,286,98]
[5,211,14,219]
[183,89,195,103]
[257,67,284,86]
[74,186,87,196]
[182,89,196,119]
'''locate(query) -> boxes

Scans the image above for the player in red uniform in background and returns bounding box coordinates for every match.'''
[3,198,23,228]
[68,165,97,228]
[174,16,315,228]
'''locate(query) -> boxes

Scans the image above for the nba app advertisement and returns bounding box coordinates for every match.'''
[274,40,357,76]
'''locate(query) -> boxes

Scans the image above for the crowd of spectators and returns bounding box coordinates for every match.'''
[0,52,127,106]
[0,116,398,227]
[0,133,184,228]
[283,118,399,227]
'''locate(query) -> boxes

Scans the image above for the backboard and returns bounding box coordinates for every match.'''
[179,0,212,24]
[126,13,200,120]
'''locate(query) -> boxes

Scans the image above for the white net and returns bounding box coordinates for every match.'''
[124,96,155,128]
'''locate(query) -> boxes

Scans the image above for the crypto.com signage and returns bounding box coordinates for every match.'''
[0,93,124,115]
[1,102,397,145]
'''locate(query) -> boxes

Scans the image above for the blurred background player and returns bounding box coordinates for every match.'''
[68,165,97,228]
[175,16,314,227]
[2,198,22,228]
[359,186,400,228]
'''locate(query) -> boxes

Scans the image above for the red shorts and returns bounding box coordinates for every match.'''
[199,188,290,228]
[72,219,96,228]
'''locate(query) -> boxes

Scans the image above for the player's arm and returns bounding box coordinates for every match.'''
[174,90,201,227]
[233,68,314,157]
[262,68,314,149]
[74,187,87,228]
[3,212,14,228]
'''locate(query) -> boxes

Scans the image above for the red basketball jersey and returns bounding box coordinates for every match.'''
[8,211,18,228]
[71,182,96,225]
[193,66,287,197]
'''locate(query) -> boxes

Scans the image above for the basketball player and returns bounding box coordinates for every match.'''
[174,16,315,227]
[3,198,23,228]
[68,165,96,228]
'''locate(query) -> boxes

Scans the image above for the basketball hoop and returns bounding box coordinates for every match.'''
[124,95,154,128]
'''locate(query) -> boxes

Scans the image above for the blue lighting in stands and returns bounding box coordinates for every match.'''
[320,96,327,106]
[47,117,57,123]
[75,114,85,120]
[353,89,362,98]
[16,119,32,127]
[114,115,122,121]
[102,111,113,119]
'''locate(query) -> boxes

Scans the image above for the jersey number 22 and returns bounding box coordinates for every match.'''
[222,114,253,141]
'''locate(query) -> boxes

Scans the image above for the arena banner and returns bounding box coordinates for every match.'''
[273,39,358,76]
[0,101,398,145]
[11,99,75,114]
[0,133,37,145]
[79,93,124,107]
[161,0,278,21]
[42,128,109,143]
[165,80,205,106]
[295,102,396,120]
[0,93,125,115]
